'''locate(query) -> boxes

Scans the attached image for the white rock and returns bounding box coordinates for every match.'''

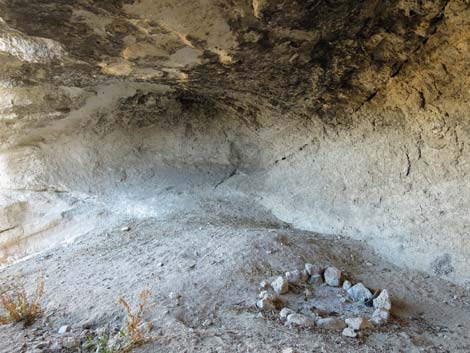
[286,314,315,328]
[373,289,392,310]
[345,317,367,330]
[279,307,294,320]
[58,325,71,334]
[257,291,282,310]
[305,263,322,276]
[271,276,289,295]
[324,266,342,287]
[285,270,308,284]
[285,270,301,283]
[316,317,346,330]
[121,226,130,232]
[282,348,296,353]
[342,327,357,338]
[342,280,352,290]
[372,308,390,324]
[347,283,373,302]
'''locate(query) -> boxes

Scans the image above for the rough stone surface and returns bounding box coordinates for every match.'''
[372,309,390,324]
[345,317,366,331]
[324,267,342,287]
[342,327,358,338]
[271,276,289,295]
[285,269,308,284]
[316,318,346,331]
[348,283,373,303]
[373,289,392,311]
[286,314,315,328]
[279,308,294,320]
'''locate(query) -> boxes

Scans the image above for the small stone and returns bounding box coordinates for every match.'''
[121,226,130,232]
[282,348,296,353]
[342,280,352,290]
[305,263,322,276]
[256,298,275,310]
[285,270,300,283]
[309,274,323,285]
[271,276,289,295]
[58,325,71,334]
[259,290,278,300]
[316,317,346,330]
[324,267,342,287]
[286,314,315,328]
[280,307,294,320]
[372,308,390,324]
[345,317,366,330]
[285,270,309,284]
[342,327,357,338]
[373,289,392,310]
[257,291,283,310]
[259,280,271,290]
[347,283,373,302]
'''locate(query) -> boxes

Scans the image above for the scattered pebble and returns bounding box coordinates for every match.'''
[316,317,346,330]
[282,348,296,353]
[324,266,342,287]
[285,269,309,284]
[345,317,369,330]
[257,291,283,310]
[342,327,357,338]
[286,314,315,328]
[271,276,289,295]
[305,263,322,276]
[347,283,373,302]
[342,280,352,290]
[279,307,294,320]
[120,226,130,232]
[57,325,71,335]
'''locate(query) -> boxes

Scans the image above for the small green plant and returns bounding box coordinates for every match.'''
[82,289,153,353]
[0,276,44,326]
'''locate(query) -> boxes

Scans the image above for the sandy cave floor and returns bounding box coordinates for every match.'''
[0,198,469,353]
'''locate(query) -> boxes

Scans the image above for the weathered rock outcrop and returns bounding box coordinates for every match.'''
[0,0,469,286]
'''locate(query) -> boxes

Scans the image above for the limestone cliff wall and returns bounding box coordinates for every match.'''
[0,0,469,286]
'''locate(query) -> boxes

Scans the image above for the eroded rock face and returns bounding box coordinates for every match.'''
[0,0,469,287]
